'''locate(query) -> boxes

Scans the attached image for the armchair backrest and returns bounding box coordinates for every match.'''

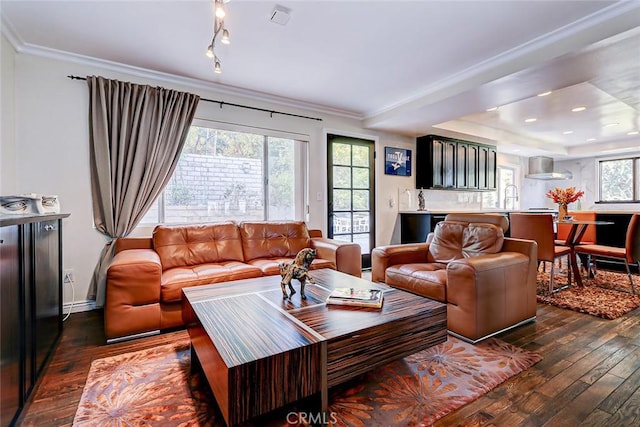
[445,213,509,233]
[429,219,504,263]
[557,211,596,244]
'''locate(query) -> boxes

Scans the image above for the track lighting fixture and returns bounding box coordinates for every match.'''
[206,0,230,74]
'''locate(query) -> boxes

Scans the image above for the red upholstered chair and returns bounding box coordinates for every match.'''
[555,211,597,245]
[555,211,596,274]
[509,213,572,293]
[574,214,639,294]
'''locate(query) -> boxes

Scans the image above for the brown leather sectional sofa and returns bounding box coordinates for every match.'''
[106,221,361,341]
[372,213,538,343]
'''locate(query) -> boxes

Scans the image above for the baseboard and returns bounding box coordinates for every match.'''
[63,299,97,314]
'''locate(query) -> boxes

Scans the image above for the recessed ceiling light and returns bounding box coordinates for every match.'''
[586,138,597,142]
[563,131,574,135]
[571,106,587,112]
[537,91,552,97]
[486,106,498,112]
[604,122,620,128]
[524,118,537,123]
[512,149,521,152]
[628,131,639,135]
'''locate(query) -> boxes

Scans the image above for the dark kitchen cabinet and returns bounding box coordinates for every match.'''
[419,137,456,189]
[0,213,68,426]
[416,135,496,190]
[478,146,497,189]
[1,225,21,427]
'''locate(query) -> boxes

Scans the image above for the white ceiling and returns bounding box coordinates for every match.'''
[2,0,639,159]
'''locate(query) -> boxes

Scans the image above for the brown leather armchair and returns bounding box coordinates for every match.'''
[372,213,538,343]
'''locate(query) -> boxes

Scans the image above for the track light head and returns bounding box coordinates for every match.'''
[214,59,222,74]
[221,29,230,45]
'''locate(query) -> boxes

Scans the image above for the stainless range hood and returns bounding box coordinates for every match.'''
[525,156,572,180]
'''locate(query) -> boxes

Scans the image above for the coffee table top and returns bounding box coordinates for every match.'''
[182,268,445,368]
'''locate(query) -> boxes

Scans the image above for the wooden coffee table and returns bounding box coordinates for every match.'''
[182,268,447,426]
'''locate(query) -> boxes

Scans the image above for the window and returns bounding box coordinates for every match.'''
[483,166,517,209]
[598,156,639,203]
[140,123,308,225]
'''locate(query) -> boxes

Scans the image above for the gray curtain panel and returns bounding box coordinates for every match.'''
[86,76,200,306]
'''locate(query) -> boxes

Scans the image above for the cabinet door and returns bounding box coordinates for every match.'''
[487,147,497,189]
[416,136,435,189]
[431,139,445,188]
[32,220,61,377]
[478,146,489,189]
[456,143,468,189]
[467,144,479,189]
[443,140,456,188]
[1,226,21,426]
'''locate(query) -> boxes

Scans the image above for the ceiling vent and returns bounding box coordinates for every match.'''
[525,156,572,180]
[270,5,291,26]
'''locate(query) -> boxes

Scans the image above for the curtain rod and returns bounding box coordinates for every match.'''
[67,75,323,122]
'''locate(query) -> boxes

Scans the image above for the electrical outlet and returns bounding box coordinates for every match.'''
[63,269,75,284]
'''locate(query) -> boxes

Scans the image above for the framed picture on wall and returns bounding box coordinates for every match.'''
[384,147,412,176]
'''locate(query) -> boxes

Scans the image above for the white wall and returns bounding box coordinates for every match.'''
[1,34,16,192]
[4,48,412,309]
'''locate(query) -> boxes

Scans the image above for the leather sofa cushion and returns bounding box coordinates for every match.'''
[160,261,262,303]
[246,257,335,276]
[462,223,504,257]
[429,221,466,262]
[429,221,503,262]
[240,221,312,261]
[153,222,244,271]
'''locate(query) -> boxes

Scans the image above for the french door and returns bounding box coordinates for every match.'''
[327,134,375,268]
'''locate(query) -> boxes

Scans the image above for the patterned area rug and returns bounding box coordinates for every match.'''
[536,269,640,319]
[73,337,541,426]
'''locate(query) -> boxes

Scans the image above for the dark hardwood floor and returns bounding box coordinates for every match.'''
[18,301,640,426]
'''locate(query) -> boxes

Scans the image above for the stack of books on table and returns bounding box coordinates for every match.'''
[326,287,384,308]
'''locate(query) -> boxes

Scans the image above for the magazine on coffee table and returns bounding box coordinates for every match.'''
[326,287,384,308]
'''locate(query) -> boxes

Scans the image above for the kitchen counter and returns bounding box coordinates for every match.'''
[398,210,635,244]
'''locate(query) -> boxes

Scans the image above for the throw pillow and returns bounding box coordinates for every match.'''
[461,223,504,257]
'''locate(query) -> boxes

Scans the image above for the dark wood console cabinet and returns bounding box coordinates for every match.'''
[1,213,69,426]
[416,135,496,190]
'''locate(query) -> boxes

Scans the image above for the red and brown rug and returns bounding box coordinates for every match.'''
[536,269,640,319]
[73,337,541,426]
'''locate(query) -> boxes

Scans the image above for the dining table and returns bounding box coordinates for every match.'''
[557,218,614,287]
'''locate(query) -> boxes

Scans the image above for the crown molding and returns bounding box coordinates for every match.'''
[1,21,362,121]
[364,0,640,123]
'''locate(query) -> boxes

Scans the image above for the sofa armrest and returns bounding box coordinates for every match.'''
[371,243,430,283]
[114,237,153,254]
[105,249,162,339]
[312,237,362,277]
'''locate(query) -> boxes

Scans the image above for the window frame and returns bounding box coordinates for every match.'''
[596,155,640,204]
[139,119,310,225]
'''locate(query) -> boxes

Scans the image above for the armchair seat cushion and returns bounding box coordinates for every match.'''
[160,261,262,303]
[385,263,448,302]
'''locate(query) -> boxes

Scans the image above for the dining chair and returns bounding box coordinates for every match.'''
[555,211,596,273]
[574,213,639,294]
[509,213,572,293]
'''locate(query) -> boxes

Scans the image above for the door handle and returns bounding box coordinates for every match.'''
[44,225,56,231]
